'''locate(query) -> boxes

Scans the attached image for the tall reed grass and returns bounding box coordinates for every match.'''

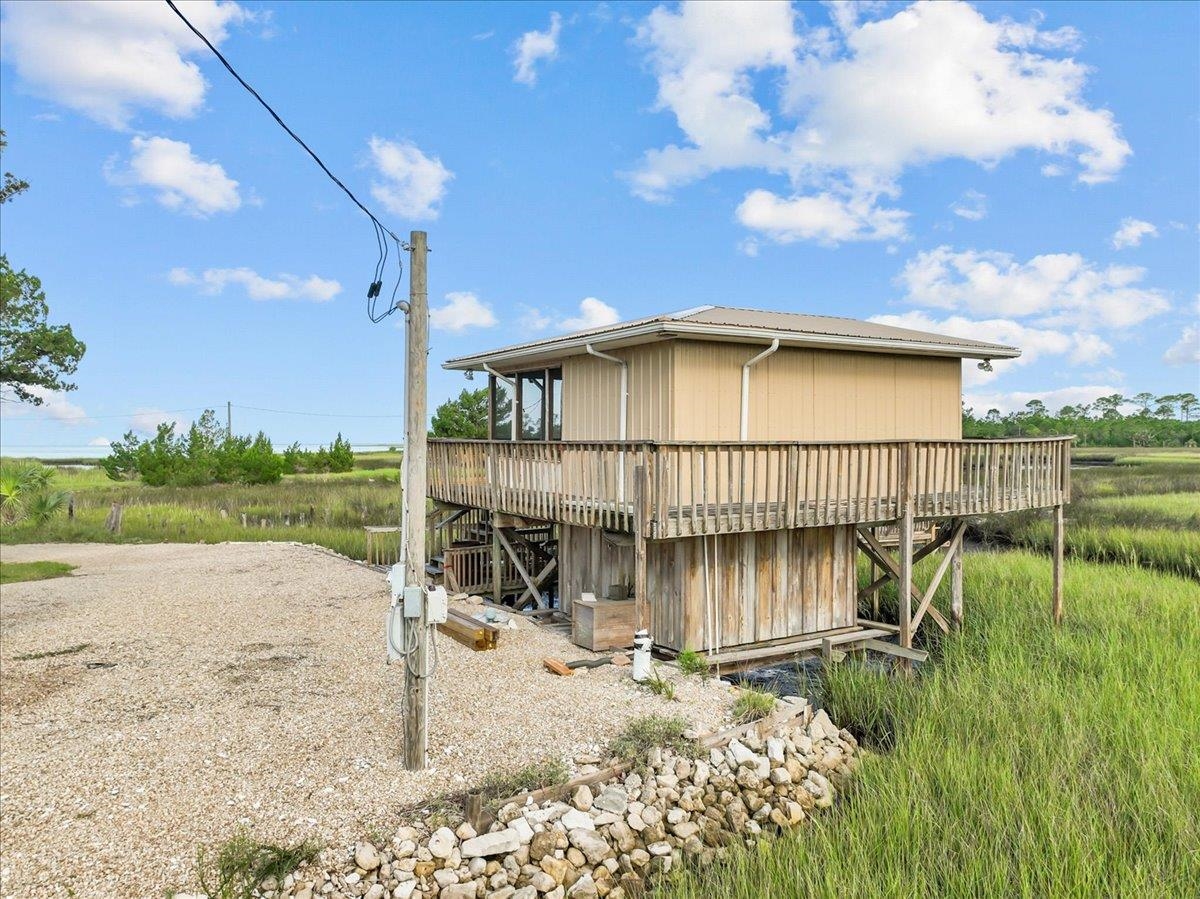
[664,552,1200,898]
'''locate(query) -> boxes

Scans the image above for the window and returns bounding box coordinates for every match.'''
[489,367,563,441]
[548,368,563,440]
[490,376,513,440]
[519,371,545,440]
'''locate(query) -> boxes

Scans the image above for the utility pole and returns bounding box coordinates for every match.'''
[226,401,232,440]
[402,231,429,770]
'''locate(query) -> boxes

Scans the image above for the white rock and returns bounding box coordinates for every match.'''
[428,826,458,859]
[508,816,534,844]
[560,809,595,831]
[569,828,612,865]
[766,738,785,764]
[461,829,521,858]
[591,788,628,815]
[355,843,381,871]
[393,883,417,899]
[571,785,593,811]
[646,841,672,857]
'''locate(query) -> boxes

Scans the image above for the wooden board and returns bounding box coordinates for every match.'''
[572,599,637,651]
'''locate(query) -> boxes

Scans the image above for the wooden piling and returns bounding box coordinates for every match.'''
[1052,503,1064,625]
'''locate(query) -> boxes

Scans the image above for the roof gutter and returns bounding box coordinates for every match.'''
[445,321,1019,370]
[741,339,779,441]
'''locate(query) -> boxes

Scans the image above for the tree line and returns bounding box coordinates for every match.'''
[964,392,1199,446]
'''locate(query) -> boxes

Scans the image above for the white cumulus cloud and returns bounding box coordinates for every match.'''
[429,292,498,333]
[522,298,622,333]
[870,311,1112,387]
[0,0,248,129]
[512,11,563,86]
[107,136,241,216]
[1163,326,1199,366]
[1,385,90,425]
[735,188,908,245]
[896,245,1169,330]
[129,408,188,435]
[1110,217,1158,249]
[630,0,1130,245]
[367,137,453,220]
[560,297,621,332]
[169,267,341,301]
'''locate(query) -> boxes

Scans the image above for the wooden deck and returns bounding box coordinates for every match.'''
[428,437,1072,536]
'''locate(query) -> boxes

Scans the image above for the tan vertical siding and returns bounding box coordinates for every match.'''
[561,343,674,440]
[673,340,961,441]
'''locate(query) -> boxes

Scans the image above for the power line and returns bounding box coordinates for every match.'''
[163,0,406,323]
[233,404,405,419]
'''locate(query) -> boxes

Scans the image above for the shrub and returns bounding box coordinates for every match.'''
[607,714,700,765]
[676,648,711,677]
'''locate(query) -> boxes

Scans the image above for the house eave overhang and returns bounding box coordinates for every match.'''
[443,321,1021,372]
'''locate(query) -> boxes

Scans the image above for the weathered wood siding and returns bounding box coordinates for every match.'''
[671,341,962,441]
[560,524,635,603]
[561,343,674,440]
[562,523,857,653]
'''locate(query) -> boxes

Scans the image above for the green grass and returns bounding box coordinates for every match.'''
[1087,491,1200,527]
[608,715,700,765]
[731,686,777,723]
[0,560,76,584]
[476,757,568,805]
[676,648,711,677]
[663,552,1200,898]
[194,831,319,899]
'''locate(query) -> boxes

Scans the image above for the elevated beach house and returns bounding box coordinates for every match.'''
[427,306,1069,664]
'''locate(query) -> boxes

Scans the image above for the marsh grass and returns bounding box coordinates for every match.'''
[663,552,1200,898]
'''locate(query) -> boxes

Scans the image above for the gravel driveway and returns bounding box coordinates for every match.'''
[0,542,732,898]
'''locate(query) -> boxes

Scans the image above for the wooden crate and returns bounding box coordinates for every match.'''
[572,599,636,651]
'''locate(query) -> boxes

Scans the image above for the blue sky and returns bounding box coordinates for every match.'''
[1,0,1197,456]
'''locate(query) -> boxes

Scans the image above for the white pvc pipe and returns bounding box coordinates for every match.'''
[740,339,780,440]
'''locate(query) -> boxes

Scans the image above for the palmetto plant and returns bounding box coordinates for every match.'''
[0,461,63,525]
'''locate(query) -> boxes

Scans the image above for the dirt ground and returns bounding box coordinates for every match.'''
[0,542,733,898]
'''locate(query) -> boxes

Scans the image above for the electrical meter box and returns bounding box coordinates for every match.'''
[425,586,449,624]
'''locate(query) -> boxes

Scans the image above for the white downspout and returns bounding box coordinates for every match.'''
[586,343,629,504]
[740,339,779,441]
[585,344,628,441]
[483,363,516,442]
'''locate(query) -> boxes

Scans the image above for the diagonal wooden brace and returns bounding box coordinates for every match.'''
[911,521,966,633]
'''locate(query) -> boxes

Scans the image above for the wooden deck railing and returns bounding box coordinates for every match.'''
[428,437,1072,537]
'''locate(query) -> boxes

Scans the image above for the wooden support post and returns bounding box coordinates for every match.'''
[633,464,649,636]
[402,230,429,771]
[1052,503,1064,625]
[491,514,503,603]
[951,519,964,627]
[495,526,544,608]
[898,507,914,655]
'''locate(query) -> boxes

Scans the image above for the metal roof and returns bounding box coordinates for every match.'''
[443,304,1020,370]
